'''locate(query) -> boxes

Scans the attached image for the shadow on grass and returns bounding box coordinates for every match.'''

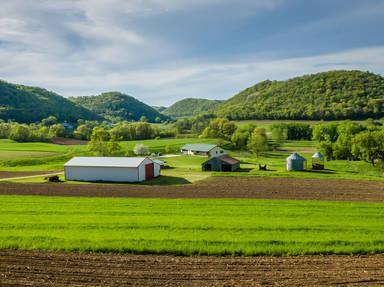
[301,169,337,175]
[64,175,192,186]
[237,168,254,173]
[139,175,192,185]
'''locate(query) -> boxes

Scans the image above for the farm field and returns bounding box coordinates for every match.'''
[233,119,365,129]
[2,176,384,202]
[2,250,384,287]
[1,195,384,256]
[1,137,384,183]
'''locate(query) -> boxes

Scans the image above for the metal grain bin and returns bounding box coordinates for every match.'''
[286,153,306,171]
[312,152,325,170]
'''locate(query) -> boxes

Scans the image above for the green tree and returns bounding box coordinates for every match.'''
[231,129,250,150]
[352,130,384,166]
[9,125,31,142]
[247,128,268,157]
[88,127,110,156]
[74,124,93,140]
[41,116,58,126]
[107,135,123,156]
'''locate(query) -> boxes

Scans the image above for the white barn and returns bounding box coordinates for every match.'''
[180,144,226,157]
[64,157,160,182]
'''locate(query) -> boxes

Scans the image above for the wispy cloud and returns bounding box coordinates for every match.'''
[0,0,383,106]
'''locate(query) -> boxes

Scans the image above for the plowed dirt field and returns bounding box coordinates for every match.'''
[1,176,384,202]
[1,250,383,286]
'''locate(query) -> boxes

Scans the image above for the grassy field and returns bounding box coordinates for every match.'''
[234,120,364,130]
[1,137,384,182]
[0,195,383,256]
[0,138,216,172]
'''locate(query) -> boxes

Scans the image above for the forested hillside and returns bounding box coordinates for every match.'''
[0,80,102,123]
[163,98,223,117]
[215,70,384,120]
[70,92,167,123]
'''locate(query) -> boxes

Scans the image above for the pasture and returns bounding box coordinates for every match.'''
[0,195,383,256]
[2,138,384,182]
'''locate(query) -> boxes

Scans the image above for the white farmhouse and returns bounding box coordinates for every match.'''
[64,157,160,182]
[180,144,226,157]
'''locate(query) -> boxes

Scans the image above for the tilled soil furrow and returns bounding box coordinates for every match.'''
[1,250,384,286]
[1,176,384,202]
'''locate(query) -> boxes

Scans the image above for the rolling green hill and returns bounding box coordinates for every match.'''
[70,92,167,123]
[0,80,102,123]
[163,98,223,117]
[215,70,384,120]
[152,106,167,113]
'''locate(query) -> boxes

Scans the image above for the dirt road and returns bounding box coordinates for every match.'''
[1,250,383,286]
[0,176,384,202]
[0,171,63,182]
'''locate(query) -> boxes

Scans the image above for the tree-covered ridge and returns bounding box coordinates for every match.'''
[0,80,102,124]
[215,70,384,120]
[70,92,167,123]
[163,98,223,117]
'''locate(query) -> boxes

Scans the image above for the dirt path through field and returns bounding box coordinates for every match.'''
[0,171,61,180]
[0,176,384,202]
[0,171,63,182]
[1,250,383,286]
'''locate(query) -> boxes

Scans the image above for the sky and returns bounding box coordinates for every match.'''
[1,0,384,106]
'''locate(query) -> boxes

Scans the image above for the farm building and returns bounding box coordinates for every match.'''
[286,153,307,171]
[181,144,226,157]
[64,157,160,182]
[202,155,240,172]
[153,159,165,169]
[312,152,325,170]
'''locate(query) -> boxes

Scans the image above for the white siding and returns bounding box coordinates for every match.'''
[64,157,159,182]
[208,146,226,157]
[139,158,153,181]
[64,166,140,182]
[154,162,161,177]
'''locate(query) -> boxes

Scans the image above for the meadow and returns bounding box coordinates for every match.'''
[0,195,383,256]
[2,136,384,183]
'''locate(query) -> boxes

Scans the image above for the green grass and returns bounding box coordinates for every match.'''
[0,151,59,160]
[234,120,365,130]
[120,138,217,153]
[1,138,384,181]
[0,195,383,256]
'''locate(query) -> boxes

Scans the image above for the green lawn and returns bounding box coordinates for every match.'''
[120,138,217,153]
[1,195,383,256]
[234,120,365,130]
[1,138,384,181]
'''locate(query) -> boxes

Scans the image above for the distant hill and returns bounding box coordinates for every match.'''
[152,106,167,113]
[0,80,102,123]
[70,92,167,122]
[215,70,384,120]
[163,98,223,117]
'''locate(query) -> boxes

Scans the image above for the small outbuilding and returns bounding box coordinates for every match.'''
[64,157,160,182]
[202,155,240,172]
[153,159,165,169]
[181,144,226,157]
[286,153,307,171]
[312,152,325,170]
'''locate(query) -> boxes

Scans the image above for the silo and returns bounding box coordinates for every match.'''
[312,152,325,170]
[286,153,306,171]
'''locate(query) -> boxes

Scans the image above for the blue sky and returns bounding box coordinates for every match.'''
[0,0,383,106]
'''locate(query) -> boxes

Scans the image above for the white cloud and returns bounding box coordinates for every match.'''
[0,0,383,106]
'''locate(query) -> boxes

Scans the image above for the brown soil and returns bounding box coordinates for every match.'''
[50,137,88,145]
[1,176,384,202]
[0,171,59,179]
[1,250,383,286]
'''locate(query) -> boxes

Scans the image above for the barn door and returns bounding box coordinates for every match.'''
[222,164,232,172]
[145,163,154,180]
